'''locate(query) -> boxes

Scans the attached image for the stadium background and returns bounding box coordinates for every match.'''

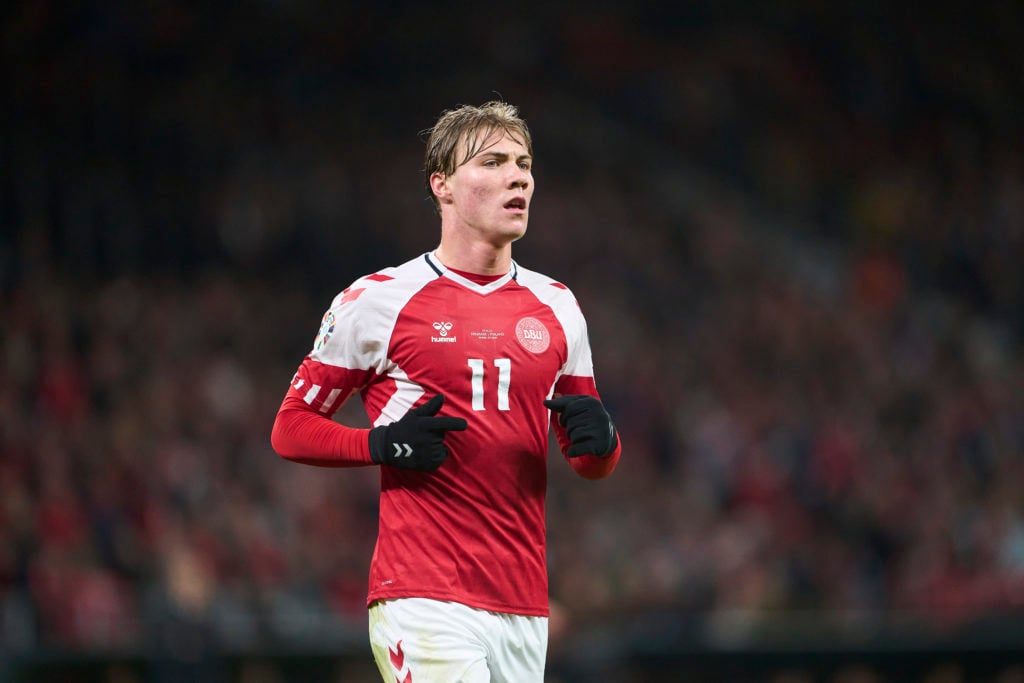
[2,1,1023,681]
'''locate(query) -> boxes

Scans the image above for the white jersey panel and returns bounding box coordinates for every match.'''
[309,257,441,378]
[514,265,594,382]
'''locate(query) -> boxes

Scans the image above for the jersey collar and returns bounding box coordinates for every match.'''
[424,252,519,294]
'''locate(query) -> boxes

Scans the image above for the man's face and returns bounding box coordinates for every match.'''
[437,130,534,245]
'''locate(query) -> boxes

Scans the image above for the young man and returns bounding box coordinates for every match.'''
[271,101,621,682]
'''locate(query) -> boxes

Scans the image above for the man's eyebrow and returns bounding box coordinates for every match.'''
[477,151,532,162]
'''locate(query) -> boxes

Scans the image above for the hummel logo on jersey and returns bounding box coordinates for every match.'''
[431,321,456,343]
[392,443,413,458]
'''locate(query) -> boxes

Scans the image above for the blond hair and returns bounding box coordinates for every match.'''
[423,101,533,213]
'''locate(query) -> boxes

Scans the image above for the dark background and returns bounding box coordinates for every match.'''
[2,1,1024,681]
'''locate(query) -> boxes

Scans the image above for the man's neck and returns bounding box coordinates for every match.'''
[433,241,512,276]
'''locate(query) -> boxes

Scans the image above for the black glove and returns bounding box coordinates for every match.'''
[369,394,467,471]
[544,394,617,457]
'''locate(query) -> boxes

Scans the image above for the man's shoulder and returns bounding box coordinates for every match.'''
[316,256,437,325]
[331,254,437,304]
[358,254,438,286]
[515,264,577,299]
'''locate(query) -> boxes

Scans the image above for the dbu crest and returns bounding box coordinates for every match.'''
[515,317,550,353]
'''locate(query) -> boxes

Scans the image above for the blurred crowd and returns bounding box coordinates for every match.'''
[2,1,1023,677]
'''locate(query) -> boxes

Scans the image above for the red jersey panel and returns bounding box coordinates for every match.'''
[280,253,618,616]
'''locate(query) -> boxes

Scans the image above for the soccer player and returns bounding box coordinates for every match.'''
[271,101,621,682]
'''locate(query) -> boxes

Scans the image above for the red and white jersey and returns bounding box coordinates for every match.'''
[278,252,619,616]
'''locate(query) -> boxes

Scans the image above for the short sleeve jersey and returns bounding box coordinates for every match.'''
[284,253,608,616]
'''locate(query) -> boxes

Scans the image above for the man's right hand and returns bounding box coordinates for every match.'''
[368,394,467,471]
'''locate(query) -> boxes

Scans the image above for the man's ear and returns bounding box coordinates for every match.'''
[430,172,452,204]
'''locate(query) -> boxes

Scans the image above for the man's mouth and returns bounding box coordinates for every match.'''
[504,198,526,210]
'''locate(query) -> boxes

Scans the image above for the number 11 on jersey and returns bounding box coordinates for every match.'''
[468,358,511,411]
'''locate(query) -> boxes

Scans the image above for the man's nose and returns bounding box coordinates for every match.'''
[509,169,530,189]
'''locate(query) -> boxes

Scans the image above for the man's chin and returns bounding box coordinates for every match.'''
[492,219,528,242]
